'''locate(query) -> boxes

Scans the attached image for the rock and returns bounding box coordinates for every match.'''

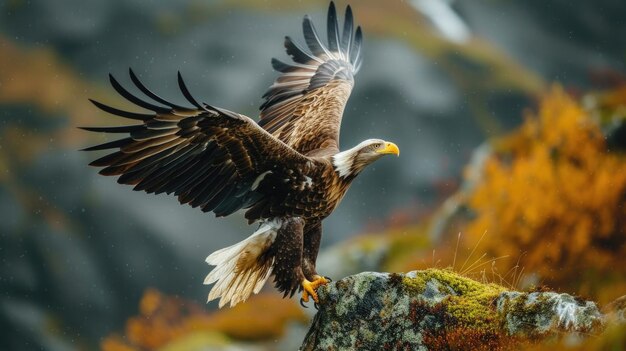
[603,295,626,325]
[301,269,604,350]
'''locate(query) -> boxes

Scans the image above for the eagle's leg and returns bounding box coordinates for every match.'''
[271,217,307,299]
[300,220,329,305]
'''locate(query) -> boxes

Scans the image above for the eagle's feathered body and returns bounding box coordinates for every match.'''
[82,2,399,307]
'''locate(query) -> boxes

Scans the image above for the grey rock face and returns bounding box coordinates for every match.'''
[301,270,604,350]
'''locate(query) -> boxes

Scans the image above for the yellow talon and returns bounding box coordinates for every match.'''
[301,275,329,304]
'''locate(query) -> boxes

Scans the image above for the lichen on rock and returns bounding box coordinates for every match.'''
[496,291,602,336]
[301,269,604,350]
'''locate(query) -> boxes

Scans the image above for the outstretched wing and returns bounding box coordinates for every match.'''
[82,69,311,217]
[259,2,363,155]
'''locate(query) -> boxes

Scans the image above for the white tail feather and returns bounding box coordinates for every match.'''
[204,219,281,308]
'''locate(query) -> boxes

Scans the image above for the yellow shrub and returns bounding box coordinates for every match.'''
[465,86,626,302]
[101,288,307,350]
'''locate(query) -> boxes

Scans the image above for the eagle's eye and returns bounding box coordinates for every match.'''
[372,143,382,149]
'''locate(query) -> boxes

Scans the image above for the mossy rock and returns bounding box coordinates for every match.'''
[301,269,604,350]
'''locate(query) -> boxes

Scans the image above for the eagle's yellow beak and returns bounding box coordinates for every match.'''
[377,142,400,156]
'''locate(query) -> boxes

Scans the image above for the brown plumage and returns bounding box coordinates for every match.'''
[82,2,399,308]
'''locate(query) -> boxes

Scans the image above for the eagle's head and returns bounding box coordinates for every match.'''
[332,138,399,178]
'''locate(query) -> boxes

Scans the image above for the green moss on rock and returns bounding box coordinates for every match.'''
[301,270,604,350]
[402,269,507,332]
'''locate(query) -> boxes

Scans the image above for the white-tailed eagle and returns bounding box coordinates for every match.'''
[82,2,399,308]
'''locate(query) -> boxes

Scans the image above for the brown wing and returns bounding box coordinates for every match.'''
[82,69,312,218]
[258,2,363,155]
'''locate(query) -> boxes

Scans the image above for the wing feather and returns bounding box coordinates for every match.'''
[327,2,341,53]
[83,71,313,219]
[340,5,354,59]
[177,71,204,109]
[303,15,333,58]
[82,137,132,151]
[80,125,143,133]
[285,36,324,65]
[87,99,151,121]
[351,26,364,71]
[128,68,192,111]
[259,2,363,155]
[109,74,170,114]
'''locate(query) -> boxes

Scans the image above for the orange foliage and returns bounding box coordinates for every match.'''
[464,86,626,302]
[521,324,626,351]
[101,288,308,351]
[101,337,138,351]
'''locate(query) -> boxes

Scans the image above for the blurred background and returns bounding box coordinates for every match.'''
[1,0,626,350]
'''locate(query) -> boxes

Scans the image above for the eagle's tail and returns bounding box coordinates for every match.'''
[203,219,280,308]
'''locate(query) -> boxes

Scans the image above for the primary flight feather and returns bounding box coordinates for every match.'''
[82,2,399,308]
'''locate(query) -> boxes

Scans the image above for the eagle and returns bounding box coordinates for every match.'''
[82,2,399,308]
